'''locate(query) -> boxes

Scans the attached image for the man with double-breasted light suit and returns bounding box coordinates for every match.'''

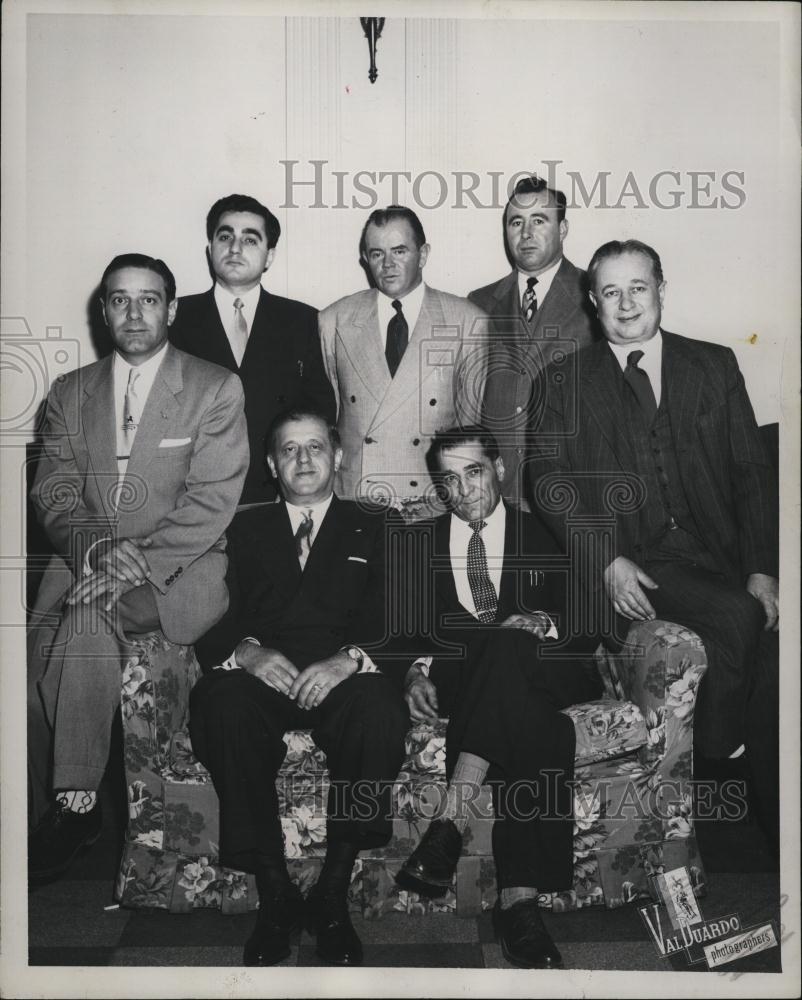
[319,205,488,515]
[27,253,248,881]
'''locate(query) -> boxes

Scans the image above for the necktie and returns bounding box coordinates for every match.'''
[385,299,409,377]
[295,509,314,570]
[623,349,658,423]
[467,520,498,623]
[122,368,141,443]
[522,276,538,324]
[231,297,249,367]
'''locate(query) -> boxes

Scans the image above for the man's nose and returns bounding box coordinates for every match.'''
[229,236,242,254]
[127,299,142,319]
[619,290,634,310]
[296,446,312,464]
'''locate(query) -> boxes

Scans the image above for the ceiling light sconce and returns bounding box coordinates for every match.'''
[360,17,385,84]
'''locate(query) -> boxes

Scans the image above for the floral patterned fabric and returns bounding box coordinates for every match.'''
[116,620,708,916]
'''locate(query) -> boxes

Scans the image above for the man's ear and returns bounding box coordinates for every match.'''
[559,218,569,244]
[263,247,276,274]
[100,299,108,326]
[658,280,666,307]
[266,454,277,480]
[167,299,178,327]
[333,447,343,473]
[494,456,505,483]
[589,290,597,309]
[418,243,431,270]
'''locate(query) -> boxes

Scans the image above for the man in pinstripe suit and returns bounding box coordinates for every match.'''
[527,240,778,848]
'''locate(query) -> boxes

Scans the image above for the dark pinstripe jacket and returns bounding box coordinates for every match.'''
[527,331,778,586]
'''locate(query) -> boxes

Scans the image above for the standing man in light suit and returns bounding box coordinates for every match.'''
[472,175,598,509]
[319,205,487,514]
[28,253,248,881]
[170,193,335,504]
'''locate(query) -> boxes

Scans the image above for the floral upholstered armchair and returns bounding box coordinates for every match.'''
[115,620,707,916]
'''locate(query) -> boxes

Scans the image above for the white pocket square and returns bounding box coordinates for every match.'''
[159,438,191,448]
[347,556,367,563]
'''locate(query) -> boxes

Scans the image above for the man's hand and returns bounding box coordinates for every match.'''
[289,651,357,710]
[236,642,299,695]
[404,664,439,722]
[746,573,779,631]
[94,537,153,588]
[66,571,133,611]
[500,611,552,639]
[603,555,659,621]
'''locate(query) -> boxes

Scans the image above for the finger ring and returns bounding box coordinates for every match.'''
[311,683,321,692]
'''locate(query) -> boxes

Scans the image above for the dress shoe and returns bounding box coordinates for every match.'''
[306,886,363,966]
[493,899,563,969]
[244,883,304,966]
[28,801,103,884]
[395,818,462,897]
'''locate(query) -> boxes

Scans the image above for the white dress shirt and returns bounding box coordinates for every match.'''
[608,330,663,407]
[517,257,562,312]
[214,282,261,362]
[114,342,168,478]
[376,280,426,354]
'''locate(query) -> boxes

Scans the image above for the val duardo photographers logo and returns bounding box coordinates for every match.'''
[0,316,81,440]
[639,865,779,969]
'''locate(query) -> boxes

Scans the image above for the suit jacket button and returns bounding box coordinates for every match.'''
[410,481,418,488]
[365,436,374,444]
[351,395,357,403]
[412,438,420,446]
[429,398,437,406]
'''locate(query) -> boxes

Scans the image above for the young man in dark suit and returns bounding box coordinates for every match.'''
[189,407,408,968]
[528,239,779,851]
[470,175,599,509]
[395,426,602,969]
[170,193,335,503]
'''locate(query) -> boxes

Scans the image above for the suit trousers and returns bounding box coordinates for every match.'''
[27,584,161,828]
[637,557,769,758]
[435,627,603,892]
[188,669,409,873]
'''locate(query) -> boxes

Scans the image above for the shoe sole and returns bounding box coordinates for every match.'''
[28,828,103,885]
[394,868,453,898]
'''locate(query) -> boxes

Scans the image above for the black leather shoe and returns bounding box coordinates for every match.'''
[306,886,363,966]
[395,818,462,897]
[28,801,103,884]
[244,883,304,967]
[493,899,563,969]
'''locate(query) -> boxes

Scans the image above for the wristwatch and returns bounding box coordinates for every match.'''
[342,645,365,671]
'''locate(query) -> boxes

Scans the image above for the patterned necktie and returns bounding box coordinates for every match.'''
[385,298,409,377]
[467,520,498,623]
[122,368,141,442]
[295,509,314,570]
[231,297,249,367]
[624,349,658,423]
[522,276,539,323]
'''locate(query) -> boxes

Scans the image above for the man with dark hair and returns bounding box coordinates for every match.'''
[171,193,335,504]
[471,175,598,510]
[395,425,602,969]
[28,253,248,880]
[319,204,487,515]
[189,407,408,968]
[528,239,779,852]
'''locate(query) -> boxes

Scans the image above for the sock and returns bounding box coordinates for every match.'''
[56,790,97,814]
[500,886,540,910]
[317,841,360,899]
[440,752,489,835]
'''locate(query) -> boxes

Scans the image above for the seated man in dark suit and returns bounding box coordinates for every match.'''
[189,406,408,968]
[395,426,602,970]
[170,193,335,503]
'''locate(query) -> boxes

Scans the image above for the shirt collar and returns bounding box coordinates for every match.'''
[377,280,426,332]
[113,340,168,383]
[284,493,334,531]
[517,257,562,306]
[451,496,507,542]
[607,329,663,371]
[214,281,261,311]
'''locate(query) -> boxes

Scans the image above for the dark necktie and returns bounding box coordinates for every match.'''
[623,349,658,423]
[522,276,538,323]
[467,520,498,623]
[385,299,409,377]
[295,509,314,570]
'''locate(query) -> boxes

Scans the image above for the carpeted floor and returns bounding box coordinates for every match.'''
[28,765,783,974]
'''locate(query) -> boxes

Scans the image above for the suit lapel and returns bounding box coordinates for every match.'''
[532,260,579,338]
[661,331,704,455]
[81,356,117,521]
[435,513,460,612]
[580,341,634,467]
[265,502,303,588]
[301,496,344,580]
[338,291,390,406]
[126,346,182,475]
[200,288,238,370]
[240,288,270,371]
[497,502,519,616]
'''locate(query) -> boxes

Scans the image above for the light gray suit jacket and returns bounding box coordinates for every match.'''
[319,285,488,503]
[30,344,248,643]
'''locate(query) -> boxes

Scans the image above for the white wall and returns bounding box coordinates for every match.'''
[10,8,801,425]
